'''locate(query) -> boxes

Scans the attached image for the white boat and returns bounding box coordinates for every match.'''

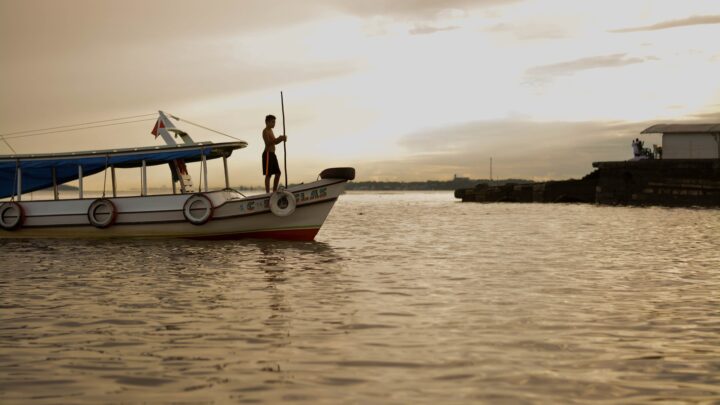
[0,112,354,240]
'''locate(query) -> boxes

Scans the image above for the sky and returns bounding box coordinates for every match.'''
[1,0,719,189]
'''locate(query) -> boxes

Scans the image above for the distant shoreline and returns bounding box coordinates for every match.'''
[345,179,532,191]
[35,180,535,193]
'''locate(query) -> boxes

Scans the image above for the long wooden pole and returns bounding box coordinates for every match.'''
[281,91,287,188]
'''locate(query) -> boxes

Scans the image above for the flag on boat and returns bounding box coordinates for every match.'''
[151,118,165,138]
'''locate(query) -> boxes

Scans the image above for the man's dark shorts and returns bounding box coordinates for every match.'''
[262,150,281,176]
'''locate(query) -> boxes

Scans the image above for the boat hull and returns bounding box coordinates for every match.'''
[0,179,347,241]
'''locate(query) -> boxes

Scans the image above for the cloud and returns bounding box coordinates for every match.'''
[350,119,638,180]
[0,37,360,130]
[0,1,329,59]
[610,15,720,33]
[524,54,650,84]
[0,0,366,128]
[687,110,720,121]
[332,0,517,35]
[357,112,720,181]
[332,0,520,19]
[408,24,460,35]
[486,22,568,40]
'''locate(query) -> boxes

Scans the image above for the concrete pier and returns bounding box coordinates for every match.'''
[456,159,720,207]
[455,177,597,204]
[592,159,720,206]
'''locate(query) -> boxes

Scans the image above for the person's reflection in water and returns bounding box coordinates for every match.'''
[254,241,343,349]
[257,242,292,349]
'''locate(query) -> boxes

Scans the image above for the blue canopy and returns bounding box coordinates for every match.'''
[0,142,245,198]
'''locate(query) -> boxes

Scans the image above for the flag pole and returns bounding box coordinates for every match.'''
[281,91,287,188]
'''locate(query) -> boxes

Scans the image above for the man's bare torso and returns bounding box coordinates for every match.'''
[263,128,275,153]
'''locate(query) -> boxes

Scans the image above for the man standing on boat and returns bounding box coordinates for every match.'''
[262,114,286,193]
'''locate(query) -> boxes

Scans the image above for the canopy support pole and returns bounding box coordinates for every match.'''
[111,166,117,198]
[141,160,147,196]
[223,156,229,189]
[202,153,208,192]
[78,165,83,199]
[52,167,59,200]
[16,166,22,201]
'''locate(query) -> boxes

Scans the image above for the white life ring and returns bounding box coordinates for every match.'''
[270,189,296,217]
[184,194,213,225]
[0,202,24,231]
[87,199,117,228]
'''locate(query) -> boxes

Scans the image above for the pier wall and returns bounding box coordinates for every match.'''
[455,177,596,204]
[456,159,720,207]
[592,159,720,207]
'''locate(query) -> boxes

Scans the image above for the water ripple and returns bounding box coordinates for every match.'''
[1,192,719,403]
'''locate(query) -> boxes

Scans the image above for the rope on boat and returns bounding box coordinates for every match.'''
[0,118,156,141]
[0,113,157,138]
[167,114,245,142]
[0,112,241,155]
[0,114,156,153]
[0,135,16,154]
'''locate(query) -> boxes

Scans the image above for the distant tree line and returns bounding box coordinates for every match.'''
[48,180,534,192]
[345,178,533,191]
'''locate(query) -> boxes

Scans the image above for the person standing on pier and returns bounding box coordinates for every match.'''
[262,114,287,193]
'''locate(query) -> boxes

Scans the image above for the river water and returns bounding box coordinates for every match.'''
[1,192,719,404]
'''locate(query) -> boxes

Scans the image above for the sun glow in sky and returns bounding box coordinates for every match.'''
[1,0,719,188]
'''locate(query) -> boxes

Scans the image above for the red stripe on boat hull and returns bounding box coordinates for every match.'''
[190,228,320,241]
